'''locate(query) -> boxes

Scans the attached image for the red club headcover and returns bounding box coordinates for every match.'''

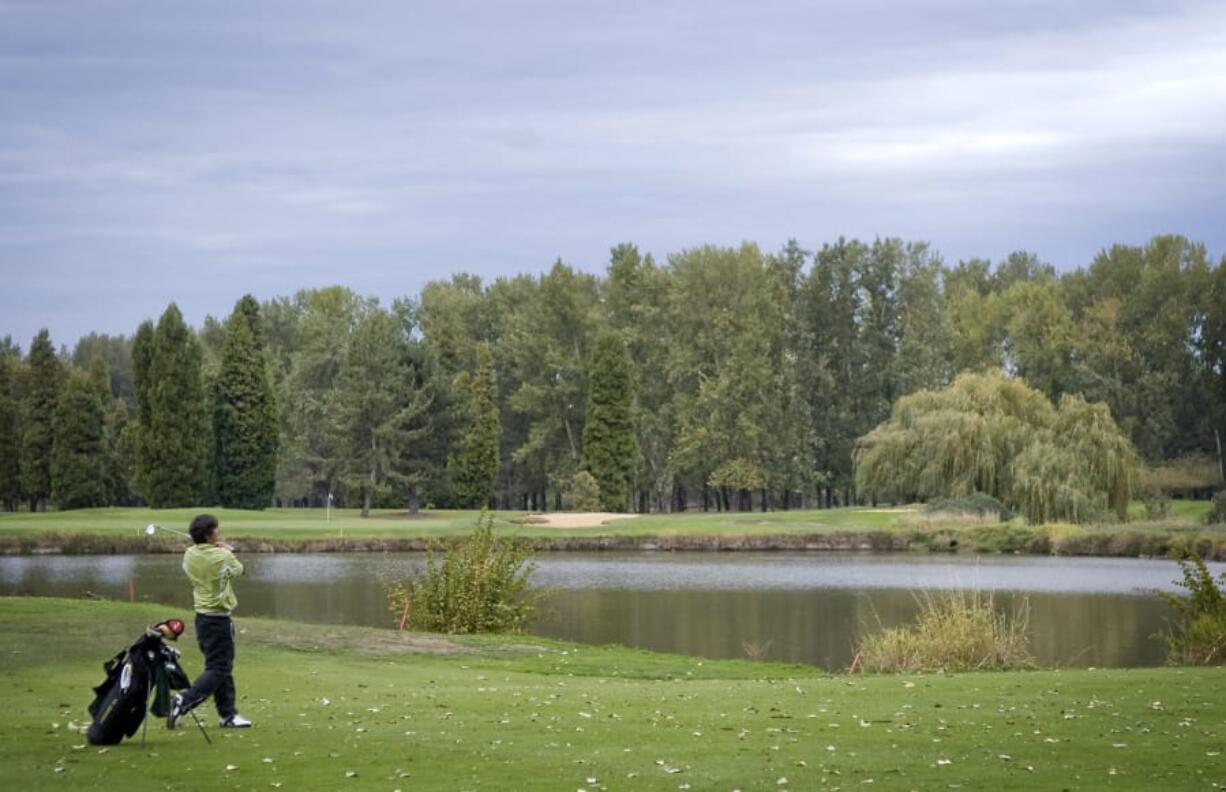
[157,619,185,641]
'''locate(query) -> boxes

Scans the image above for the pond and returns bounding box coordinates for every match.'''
[2,552,1215,669]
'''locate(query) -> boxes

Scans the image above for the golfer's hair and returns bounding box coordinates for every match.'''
[189,513,219,544]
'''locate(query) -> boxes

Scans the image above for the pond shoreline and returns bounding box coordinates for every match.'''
[3,525,1224,559]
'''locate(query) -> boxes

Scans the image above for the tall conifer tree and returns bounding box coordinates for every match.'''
[136,305,209,507]
[131,320,155,501]
[449,342,500,507]
[87,354,117,498]
[214,297,279,509]
[88,354,112,404]
[581,332,636,512]
[333,308,433,516]
[51,370,109,508]
[19,329,61,511]
[105,400,136,505]
[0,358,21,510]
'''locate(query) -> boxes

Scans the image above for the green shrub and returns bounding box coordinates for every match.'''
[1143,493,1172,520]
[907,529,960,552]
[1154,553,1226,665]
[568,471,602,512]
[968,524,1049,554]
[857,590,1033,673]
[386,512,543,634]
[1207,491,1226,526]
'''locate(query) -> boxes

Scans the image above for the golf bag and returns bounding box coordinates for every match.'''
[86,621,191,745]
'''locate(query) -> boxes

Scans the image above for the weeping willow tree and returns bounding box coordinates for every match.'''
[854,371,1138,523]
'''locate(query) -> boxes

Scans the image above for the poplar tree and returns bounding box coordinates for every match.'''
[1205,258,1226,484]
[87,354,117,499]
[131,320,155,500]
[581,332,636,512]
[88,353,112,404]
[19,329,61,511]
[393,299,453,516]
[51,370,109,508]
[214,296,279,509]
[277,287,371,505]
[105,400,136,505]
[137,304,210,507]
[449,342,500,507]
[605,243,673,512]
[0,358,21,510]
[334,309,402,516]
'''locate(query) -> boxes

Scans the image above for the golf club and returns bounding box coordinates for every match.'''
[143,523,191,539]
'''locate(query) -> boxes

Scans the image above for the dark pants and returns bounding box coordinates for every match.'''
[180,613,237,719]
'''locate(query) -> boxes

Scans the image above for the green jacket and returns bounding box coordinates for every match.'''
[182,544,245,614]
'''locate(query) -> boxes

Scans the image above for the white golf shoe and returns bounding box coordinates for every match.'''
[219,713,253,728]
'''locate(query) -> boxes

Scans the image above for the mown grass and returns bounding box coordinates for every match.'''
[0,505,905,538]
[1,503,1220,558]
[3,597,1225,791]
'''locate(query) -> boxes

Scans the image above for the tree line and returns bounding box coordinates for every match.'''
[1,233,1223,514]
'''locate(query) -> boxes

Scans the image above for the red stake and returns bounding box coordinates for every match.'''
[398,598,412,631]
[848,652,862,675]
[129,578,135,603]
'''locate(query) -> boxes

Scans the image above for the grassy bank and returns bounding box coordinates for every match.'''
[1,504,1222,559]
[2,597,1224,790]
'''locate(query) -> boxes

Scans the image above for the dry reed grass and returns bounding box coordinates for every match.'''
[857,589,1033,673]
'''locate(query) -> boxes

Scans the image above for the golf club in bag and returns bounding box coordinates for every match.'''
[86,619,210,745]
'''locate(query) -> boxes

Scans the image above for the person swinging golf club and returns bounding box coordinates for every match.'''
[167,514,253,730]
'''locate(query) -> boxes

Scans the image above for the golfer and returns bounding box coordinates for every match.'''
[168,514,252,729]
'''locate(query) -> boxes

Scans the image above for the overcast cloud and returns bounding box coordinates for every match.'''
[2,0,1224,347]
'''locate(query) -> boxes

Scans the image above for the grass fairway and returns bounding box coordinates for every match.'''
[3,598,1224,791]
[0,510,912,551]
[0,505,903,542]
[0,502,1212,543]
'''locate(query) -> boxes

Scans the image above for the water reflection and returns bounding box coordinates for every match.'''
[0,552,1207,669]
[534,588,1167,669]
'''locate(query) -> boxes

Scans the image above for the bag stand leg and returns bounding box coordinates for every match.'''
[188,708,212,745]
[140,683,154,746]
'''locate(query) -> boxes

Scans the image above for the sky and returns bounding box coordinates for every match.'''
[3,0,1225,349]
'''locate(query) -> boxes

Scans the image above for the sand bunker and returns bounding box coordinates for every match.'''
[523,512,641,528]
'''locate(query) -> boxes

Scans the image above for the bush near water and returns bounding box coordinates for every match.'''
[1155,552,1226,665]
[386,511,543,633]
[857,590,1034,673]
